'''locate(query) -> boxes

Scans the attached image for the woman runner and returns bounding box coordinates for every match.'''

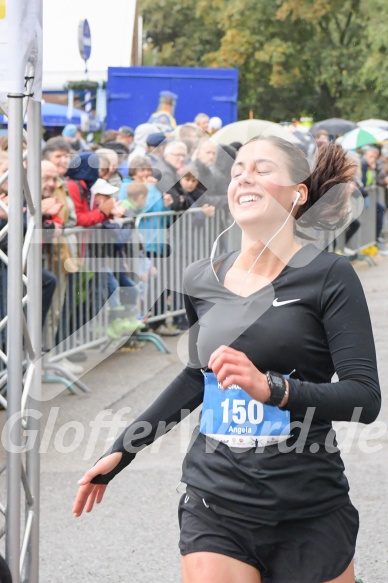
[73,136,381,583]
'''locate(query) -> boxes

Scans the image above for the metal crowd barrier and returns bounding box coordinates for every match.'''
[1,190,382,382]
[39,207,231,362]
[43,225,109,358]
[331,185,379,253]
[134,207,230,323]
[347,186,379,250]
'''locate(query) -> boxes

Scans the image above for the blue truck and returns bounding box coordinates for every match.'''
[105,65,239,129]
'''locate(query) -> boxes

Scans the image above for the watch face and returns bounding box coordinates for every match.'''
[273,376,284,388]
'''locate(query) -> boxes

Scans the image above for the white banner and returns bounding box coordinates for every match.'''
[0,0,42,101]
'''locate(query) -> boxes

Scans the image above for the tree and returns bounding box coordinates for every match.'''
[359,0,388,117]
[141,0,388,121]
[197,0,369,120]
[141,0,223,67]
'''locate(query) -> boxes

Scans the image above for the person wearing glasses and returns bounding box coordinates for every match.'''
[153,141,188,197]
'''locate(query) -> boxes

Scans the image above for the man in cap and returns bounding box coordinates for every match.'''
[89,178,126,218]
[148,91,177,134]
[146,132,167,165]
[62,124,89,152]
[116,126,135,150]
[89,178,123,215]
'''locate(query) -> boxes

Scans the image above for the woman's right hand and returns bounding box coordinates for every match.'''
[72,452,122,517]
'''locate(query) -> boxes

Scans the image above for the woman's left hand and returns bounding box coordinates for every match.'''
[208,345,270,403]
[73,452,123,517]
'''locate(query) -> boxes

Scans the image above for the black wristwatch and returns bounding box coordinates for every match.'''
[265,371,287,406]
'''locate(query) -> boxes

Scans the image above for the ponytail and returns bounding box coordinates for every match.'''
[298,142,357,230]
[246,136,357,230]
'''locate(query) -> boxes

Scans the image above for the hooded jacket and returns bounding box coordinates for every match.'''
[128,123,159,165]
[66,153,107,227]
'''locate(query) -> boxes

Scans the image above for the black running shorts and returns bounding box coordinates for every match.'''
[178,489,359,583]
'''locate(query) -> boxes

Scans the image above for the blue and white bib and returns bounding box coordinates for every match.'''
[200,372,290,448]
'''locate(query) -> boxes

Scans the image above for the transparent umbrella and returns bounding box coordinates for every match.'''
[211,119,302,146]
[358,119,388,131]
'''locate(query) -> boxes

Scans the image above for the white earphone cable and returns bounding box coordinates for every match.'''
[210,193,300,292]
[210,220,236,282]
[237,193,300,295]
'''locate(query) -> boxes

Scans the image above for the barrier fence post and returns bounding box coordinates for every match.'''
[25,97,42,583]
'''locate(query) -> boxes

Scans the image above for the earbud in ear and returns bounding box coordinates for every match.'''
[291,191,301,209]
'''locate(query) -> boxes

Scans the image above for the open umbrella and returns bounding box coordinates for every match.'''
[211,119,302,146]
[358,119,388,131]
[311,118,357,137]
[337,126,388,150]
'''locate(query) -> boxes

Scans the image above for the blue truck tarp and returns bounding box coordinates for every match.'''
[106,66,238,130]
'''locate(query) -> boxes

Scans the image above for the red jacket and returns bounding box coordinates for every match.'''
[66,179,107,227]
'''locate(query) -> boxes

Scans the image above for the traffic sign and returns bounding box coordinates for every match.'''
[78,19,91,61]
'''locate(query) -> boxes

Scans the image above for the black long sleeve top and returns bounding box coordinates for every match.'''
[92,245,380,521]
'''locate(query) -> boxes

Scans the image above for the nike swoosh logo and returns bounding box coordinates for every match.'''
[272,298,301,307]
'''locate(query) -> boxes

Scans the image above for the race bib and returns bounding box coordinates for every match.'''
[200,372,290,447]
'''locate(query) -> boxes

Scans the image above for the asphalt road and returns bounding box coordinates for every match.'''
[4,256,388,582]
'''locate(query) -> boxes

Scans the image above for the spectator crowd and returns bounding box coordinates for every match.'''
[0,111,387,374]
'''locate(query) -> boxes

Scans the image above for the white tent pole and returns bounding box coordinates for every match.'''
[5,92,25,583]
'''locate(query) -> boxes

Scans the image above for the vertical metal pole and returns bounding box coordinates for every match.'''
[84,87,94,145]
[136,14,143,66]
[6,93,25,583]
[26,98,42,583]
[131,0,141,66]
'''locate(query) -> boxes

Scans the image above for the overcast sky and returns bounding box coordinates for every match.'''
[43,0,136,89]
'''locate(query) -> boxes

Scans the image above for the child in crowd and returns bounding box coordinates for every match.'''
[169,167,216,332]
[163,165,215,220]
[119,183,157,315]
[119,167,170,255]
[119,182,148,217]
[91,178,145,339]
